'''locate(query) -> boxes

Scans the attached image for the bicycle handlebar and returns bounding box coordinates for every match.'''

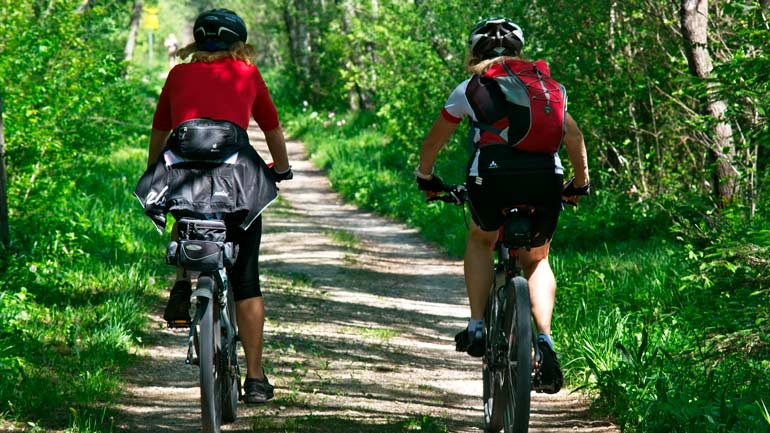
[425,182,582,207]
[426,184,468,206]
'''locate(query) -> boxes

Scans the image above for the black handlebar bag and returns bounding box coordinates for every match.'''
[167,118,250,160]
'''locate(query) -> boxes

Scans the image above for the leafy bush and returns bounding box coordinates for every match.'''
[0,0,168,429]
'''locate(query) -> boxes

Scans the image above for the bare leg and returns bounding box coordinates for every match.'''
[518,242,555,335]
[236,297,265,380]
[464,220,499,320]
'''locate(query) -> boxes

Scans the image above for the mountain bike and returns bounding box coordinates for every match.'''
[166,218,241,433]
[430,185,536,433]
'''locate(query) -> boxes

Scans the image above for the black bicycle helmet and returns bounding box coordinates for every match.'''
[193,8,247,52]
[468,17,524,59]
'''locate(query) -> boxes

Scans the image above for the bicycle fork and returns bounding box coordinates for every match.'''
[185,275,215,365]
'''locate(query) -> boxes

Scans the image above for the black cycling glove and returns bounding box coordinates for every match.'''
[270,165,294,182]
[416,173,446,192]
[562,177,591,196]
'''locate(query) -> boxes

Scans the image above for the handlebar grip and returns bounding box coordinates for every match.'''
[563,177,591,196]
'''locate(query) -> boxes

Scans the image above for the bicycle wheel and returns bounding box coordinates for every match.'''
[486,276,532,433]
[221,288,239,423]
[197,276,222,433]
[502,276,532,432]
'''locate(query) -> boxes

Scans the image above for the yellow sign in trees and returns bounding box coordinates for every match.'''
[142,6,159,30]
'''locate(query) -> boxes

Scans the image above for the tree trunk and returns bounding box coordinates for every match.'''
[283,0,313,96]
[0,95,9,246]
[307,0,323,98]
[341,0,361,111]
[680,0,738,205]
[124,0,143,62]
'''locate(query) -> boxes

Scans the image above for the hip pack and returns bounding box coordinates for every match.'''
[167,118,249,160]
[467,59,567,154]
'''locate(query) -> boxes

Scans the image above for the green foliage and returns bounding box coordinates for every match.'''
[0,0,167,430]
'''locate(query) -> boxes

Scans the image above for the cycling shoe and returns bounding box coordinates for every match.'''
[163,280,192,327]
[533,339,564,394]
[455,327,485,358]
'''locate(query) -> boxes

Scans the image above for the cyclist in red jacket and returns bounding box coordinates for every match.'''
[146,9,292,404]
[416,17,590,394]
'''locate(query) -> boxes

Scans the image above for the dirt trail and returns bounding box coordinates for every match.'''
[114,127,618,433]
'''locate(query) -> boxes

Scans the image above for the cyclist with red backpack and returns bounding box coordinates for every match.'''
[416,17,590,393]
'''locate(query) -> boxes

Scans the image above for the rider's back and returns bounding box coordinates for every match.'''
[153,58,278,133]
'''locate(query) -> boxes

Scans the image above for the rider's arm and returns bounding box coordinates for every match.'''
[563,113,589,187]
[418,115,460,178]
[264,126,290,172]
[147,128,171,169]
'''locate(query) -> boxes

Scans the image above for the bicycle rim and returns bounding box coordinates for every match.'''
[197,277,222,433]
[502,276,532,433]
[221,288,239,423]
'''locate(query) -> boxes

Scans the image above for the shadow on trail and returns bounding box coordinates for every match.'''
[266,289,463,348]
[246,413,472,433]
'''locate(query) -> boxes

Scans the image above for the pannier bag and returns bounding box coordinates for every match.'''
[165,218,238,271]
[167,118,249,160]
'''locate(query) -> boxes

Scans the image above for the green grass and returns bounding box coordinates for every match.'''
[341,326,400,342]
[324,228,361,249]
[0,58,169,431]
[0,140,167,431]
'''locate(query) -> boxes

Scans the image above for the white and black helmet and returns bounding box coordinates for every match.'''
[193,8,247,52]
[468,17,524,59]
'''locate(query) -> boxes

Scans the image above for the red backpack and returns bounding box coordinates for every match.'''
[466,59,567,153]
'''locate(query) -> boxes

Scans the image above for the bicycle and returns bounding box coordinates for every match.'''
[429,185,540,433]
[165,217,241,433]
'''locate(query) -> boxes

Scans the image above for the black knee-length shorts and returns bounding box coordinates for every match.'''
[466,147,563,247]
[225,215,263,301]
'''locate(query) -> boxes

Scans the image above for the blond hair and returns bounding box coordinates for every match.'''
[465,53,522,75]
[177,41,256,65]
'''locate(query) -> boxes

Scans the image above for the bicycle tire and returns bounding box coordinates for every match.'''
[221,288,239,423]
[197,276,222,433]
[503,276,532,433]
[486,276,532,433]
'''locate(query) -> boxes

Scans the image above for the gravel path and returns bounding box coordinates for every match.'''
[114,127,619,433]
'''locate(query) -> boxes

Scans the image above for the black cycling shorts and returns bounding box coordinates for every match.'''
[225,215,263,301]
[466,145,563,246]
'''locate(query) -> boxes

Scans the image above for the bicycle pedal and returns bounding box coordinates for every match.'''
[166,320,191,329]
